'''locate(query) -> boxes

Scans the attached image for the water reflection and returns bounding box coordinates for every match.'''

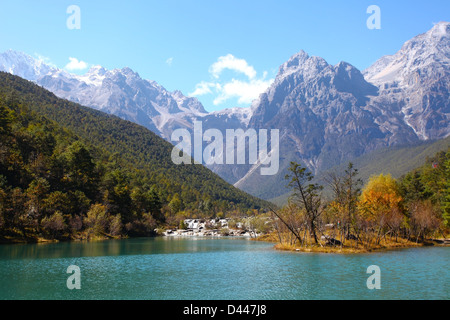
[0,237,263,260]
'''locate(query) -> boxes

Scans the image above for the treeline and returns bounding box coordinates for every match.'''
[0,72,266,242]
[272,150,449,250]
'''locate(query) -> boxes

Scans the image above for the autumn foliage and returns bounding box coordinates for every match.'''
[273,155,448,252]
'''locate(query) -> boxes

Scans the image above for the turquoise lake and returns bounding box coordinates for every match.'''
[0,237,448,300]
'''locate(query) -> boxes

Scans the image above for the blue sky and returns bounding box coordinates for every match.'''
[0,0,449,111]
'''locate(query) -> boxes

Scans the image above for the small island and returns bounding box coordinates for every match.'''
[256,160,449,254]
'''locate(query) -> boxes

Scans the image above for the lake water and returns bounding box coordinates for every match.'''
[0,237,448,300]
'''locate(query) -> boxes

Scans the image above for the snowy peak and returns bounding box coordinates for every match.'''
[361,22,450,141]
[75,65,107,86]
[277,50,329,81]
[247,22,449,189]
[119,66,140,79]
[211,107,253,126]
[257,49,377,120]
[87,65,107,76]
[0,50,55,81]
[278,50,310,74]
[364,22,450,85]
[333,61,367,84]
[426,21,449,39]
[172,90,208,115]
[332,61,379,102]
[334,61,358,74]
[273,51,375,101]
[0,50,219,138]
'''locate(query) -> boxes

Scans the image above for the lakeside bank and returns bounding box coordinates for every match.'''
[255,232,449,254]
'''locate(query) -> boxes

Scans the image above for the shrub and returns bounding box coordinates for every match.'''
[84,203,110,237]
[41,211,67,239]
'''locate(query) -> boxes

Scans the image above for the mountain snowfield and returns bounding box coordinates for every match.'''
[237,22,449,198]
[0,50,250,139]
[0,50,53,81]
[1,22,449,200]
[363,22,450,141]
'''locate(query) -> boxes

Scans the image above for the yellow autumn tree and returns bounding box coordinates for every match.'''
[359,174,405,245]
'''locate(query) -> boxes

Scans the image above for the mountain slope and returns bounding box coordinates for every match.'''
[236,52,414,198]
[235,23,449,199]
[270,136,450,206]
[0,50,54,81]
[0,72,268,213]
[0,50,255,166]
[364,21,450,140]
[38,65,211,137]
[1,23,449,201]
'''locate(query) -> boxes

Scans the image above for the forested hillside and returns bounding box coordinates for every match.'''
[0,72,267,242]
[399,148,450,227]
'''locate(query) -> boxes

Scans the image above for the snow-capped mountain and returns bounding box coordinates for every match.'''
[1,22,448,200]
[364,21,450,140]
[364,22,449,85]
[38,65,213,136]
[0,50,55,81]
[233,22,449,198]
[233,51,401,195]
[0,50,252,139]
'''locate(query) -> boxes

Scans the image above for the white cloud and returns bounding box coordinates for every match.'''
[191,54,273,107]
[166,57,174,66]
[209,54,257,80]
[190,81,218,96]
[213,78,273,106]
[65,57,88,71]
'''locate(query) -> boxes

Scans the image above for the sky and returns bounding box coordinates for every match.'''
[0,0,449,112]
